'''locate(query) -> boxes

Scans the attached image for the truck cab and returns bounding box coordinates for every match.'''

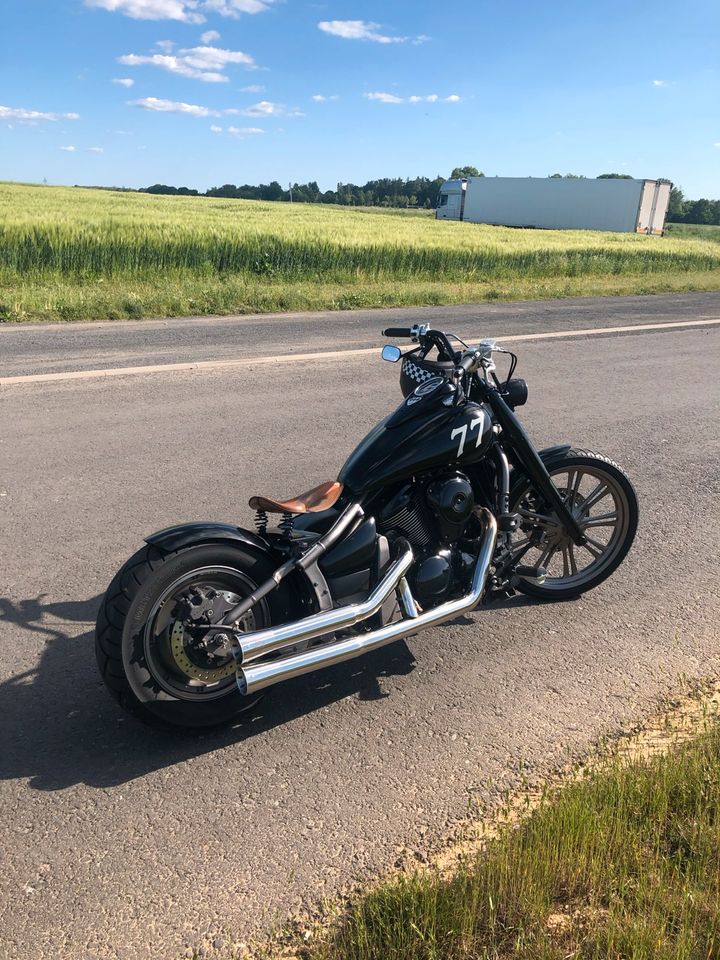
[435,179,466,220]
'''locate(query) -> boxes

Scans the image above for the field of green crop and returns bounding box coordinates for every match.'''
[2,181,719,322]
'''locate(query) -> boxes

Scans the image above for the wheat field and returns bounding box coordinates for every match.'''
[2,181,719,322]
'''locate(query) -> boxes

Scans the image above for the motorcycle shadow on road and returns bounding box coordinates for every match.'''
[0,593,418,792]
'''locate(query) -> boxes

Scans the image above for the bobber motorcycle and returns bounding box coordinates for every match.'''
[95,325,638,728]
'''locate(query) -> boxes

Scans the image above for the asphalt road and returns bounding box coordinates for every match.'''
[1,293,719,960]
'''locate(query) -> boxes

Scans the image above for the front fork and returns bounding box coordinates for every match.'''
[487,391,586,546]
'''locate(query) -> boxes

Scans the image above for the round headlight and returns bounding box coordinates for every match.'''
[502,378,528,408]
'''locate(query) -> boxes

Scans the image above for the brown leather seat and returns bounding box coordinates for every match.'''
[249,480,343,515]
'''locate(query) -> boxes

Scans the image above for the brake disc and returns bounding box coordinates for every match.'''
[169,619,238,683]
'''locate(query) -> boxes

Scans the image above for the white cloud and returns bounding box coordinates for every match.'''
[86,0,205,22]
[227,125,264,136]
[365,92,461,105]
[0,105,79,123]
[112,77,135,87]
[88,146,105,153]
[210,123,223,132]
[714,142,720,148]
[652,79,668,87]
[230,99,301,117]
[119,44,257,82]
[132,96,294,119]
[203,0,273,16]
[131,96,221,116]
[312,94,339,102]
[60,145,76,152]
[155,39,175,52]
[201,29,220,42]
[240,84,264,93]
[85,0,274,20]
[318,19,425,44]
[364,91,403,104]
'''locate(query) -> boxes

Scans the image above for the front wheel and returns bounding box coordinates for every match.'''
[508,449,638,601]
[95,543,281,729]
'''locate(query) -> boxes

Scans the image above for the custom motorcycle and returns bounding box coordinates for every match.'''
[96,325,638,728]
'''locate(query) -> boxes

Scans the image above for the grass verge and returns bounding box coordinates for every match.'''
[278,687,720,960]
[4,271,720,324]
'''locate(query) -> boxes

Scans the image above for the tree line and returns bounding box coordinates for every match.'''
[137,166,720,224]
[141,174,454,209]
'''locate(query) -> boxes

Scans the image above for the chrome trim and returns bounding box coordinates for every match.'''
[297,502,365,570]
[238,510,497,696]
[397,576,418,618]
[235,545,415,664]
[220,501,365,627]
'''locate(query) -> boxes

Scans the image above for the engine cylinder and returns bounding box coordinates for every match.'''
[425,474,475,542]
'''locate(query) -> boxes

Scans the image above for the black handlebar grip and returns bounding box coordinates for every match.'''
[459,351,479,373]
[382,327,414,338]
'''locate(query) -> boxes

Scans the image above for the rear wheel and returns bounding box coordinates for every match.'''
[508,449,638,601]
[95,544,280,729]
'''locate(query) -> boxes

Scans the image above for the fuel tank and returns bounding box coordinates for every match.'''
[339,376,493,494]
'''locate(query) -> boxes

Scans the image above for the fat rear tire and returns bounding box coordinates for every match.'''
[95,543,278,730]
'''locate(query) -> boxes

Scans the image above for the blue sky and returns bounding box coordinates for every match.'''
[1,0,719,196]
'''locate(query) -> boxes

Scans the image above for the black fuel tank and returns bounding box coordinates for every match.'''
[339,385,493,494]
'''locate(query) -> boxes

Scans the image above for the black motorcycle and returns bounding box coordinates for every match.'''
[96,325,638,728]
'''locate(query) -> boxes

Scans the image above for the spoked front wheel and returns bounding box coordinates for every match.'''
[508,449,638,600]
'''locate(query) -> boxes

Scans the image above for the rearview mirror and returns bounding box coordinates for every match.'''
[381,345,401,363]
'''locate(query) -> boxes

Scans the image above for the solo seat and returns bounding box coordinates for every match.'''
[248,480,343,515]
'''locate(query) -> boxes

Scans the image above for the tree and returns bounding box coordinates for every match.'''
[597,173,634,179]
[684,198,719,225]
[666,186,687,222]
[451,166,483,179]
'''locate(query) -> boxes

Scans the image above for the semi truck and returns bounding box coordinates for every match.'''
[436,176,672,234]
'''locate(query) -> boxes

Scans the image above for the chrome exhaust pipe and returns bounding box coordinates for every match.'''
[237,510,497,696]
[235,543,414,664]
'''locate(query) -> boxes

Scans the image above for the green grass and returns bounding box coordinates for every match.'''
[666,222,720,242]
[305,720,720,960]
[2,181,720,322]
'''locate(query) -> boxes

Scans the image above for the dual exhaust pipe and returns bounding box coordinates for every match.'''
[236,510,498,696]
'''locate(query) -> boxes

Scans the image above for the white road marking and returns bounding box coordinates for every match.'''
[2,317,719,387]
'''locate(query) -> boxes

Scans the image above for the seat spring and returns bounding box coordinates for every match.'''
[279,511,295,535]
[254,509,269,535]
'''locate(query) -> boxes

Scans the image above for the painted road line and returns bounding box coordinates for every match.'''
[2,317,719,387]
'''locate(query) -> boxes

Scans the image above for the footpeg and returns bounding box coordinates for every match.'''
[513,565,546,585]
[498,512,521,533]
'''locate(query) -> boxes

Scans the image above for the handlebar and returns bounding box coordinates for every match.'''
[383,324,516,397]
[458,350,481,375]
[382,327,415,338]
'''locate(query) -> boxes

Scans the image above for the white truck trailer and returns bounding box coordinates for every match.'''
[436,177,672,234]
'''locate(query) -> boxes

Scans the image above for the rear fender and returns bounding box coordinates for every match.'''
[146,521,274,556]
[145,521,324,616]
